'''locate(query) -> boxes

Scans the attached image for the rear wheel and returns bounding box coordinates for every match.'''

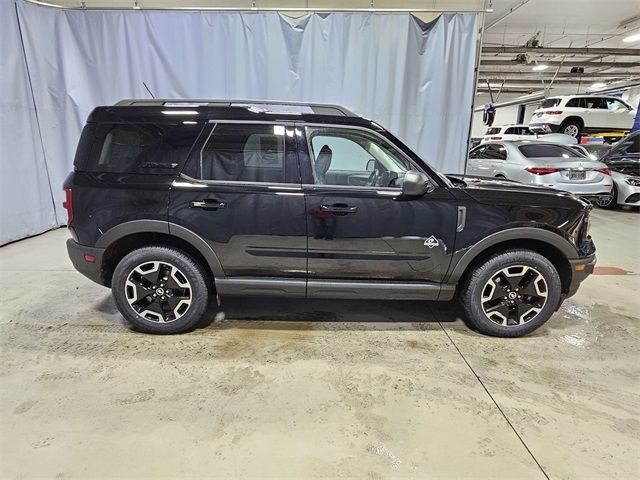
[560,119,582,138]
[112,246,209,334]
[596,183,618,209]
[461,250,561,337]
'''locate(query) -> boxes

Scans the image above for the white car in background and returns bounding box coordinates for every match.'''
[467,141,613,202]
[529,95,636,138]
[481,124,534,143]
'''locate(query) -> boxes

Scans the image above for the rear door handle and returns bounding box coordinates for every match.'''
[320,204,358,215]
[190,199,226,210]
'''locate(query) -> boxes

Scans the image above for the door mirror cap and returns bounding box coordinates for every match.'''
[402,170,431,197]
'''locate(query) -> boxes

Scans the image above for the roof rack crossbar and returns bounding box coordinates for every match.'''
[114,98,357,116]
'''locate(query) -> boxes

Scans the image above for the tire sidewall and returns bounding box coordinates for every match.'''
[463,251,561,337]
[561,120,581,138]
[112,246,209,334]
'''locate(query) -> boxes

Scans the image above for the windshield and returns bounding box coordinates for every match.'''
[583,144,611,159]
[518,144,581,158]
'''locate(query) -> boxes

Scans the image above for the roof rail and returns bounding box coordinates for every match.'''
[114,98,357,117]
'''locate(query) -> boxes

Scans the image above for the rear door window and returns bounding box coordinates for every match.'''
[196,123,288,183]
[484,144,507,160]
[83,122,203,173]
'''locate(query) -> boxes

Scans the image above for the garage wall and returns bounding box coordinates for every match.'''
[2,1,478,243]
[0,0,58,245]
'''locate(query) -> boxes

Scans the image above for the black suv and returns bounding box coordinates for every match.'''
[64,99,596,337]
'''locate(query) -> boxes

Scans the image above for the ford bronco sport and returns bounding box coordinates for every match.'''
[64,99,596,337]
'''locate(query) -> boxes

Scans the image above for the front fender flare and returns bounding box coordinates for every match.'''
[446,227,578,283]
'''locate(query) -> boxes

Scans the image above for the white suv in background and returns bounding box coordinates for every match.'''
[481,124,534,143]
[529,95,636,138]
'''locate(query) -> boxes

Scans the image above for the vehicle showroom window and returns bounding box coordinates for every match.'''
[305,126,413,188]
[198,123,286,183]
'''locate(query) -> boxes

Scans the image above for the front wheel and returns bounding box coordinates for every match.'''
[461,250,561,337]
[112,246,209,334]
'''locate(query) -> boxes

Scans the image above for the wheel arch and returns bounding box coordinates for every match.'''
[448,228,577,295]
[560,116,584,128]
[97,221,223,287]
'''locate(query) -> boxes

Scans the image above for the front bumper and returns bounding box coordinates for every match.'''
[613,173,640,206]
[566,254,597,299]
[66,239,107,286]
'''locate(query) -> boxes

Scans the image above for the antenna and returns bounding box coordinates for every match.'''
[142,82,156,99]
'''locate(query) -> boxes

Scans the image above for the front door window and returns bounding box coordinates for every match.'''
[305,126,413,189]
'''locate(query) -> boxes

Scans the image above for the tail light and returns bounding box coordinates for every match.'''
[490,136,503,140]
[546,110,563,115]
[62,187,74,225]
[525,167,559,175]
[598,168,611,175]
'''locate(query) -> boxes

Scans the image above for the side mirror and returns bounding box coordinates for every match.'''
[402,170,430,197]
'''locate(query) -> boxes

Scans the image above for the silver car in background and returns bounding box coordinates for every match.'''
[467,141,614,201]
[571,133,640,209]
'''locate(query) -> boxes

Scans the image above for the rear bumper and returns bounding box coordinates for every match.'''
[529,122,561,133]
[565,254,597,299]
[66,238,107,286]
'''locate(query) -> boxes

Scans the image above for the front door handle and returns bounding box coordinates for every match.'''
[190,199,226,210]
[320,204,358,215]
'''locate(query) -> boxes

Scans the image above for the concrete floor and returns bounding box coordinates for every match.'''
[1,208,638,479]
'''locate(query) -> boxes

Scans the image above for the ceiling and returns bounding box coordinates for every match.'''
[478,0,640,96]
[26,0,640,96]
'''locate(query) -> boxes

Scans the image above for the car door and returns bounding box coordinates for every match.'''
[605,98,635,130]
[169,121,307,289]
[584,97,610,131]
[297,123,458,294]
[482,143,508,177]
[467,145,493,176]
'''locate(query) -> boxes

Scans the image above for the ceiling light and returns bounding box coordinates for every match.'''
[589,82,607,91]
[532,64,549,71]
[161,110,199,115]
[623,32,640,43]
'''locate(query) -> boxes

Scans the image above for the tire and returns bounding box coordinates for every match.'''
[559,119,582,138]
[460,249,561,338]
[112,246,209,334]
[595,183,618,210]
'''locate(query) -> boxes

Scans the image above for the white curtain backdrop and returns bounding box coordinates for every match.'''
[1,0,477,244]
[0,0,57,245]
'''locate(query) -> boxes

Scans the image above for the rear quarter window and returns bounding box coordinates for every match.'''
[485,127,501,135]
[540,98,562,108]
[80,122,203,173]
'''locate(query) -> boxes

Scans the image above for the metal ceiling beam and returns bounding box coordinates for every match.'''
[479,59,640,68]
[24,0,493,13]
[478,70,639,78]
[486,0,532,30]
[476,88,533,94]
[479,78,627,85]
[482,46,640,56]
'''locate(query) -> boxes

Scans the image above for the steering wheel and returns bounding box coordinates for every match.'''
[367,166,380,187]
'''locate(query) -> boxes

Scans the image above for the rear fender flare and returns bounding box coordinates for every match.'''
[95,220,224,278]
